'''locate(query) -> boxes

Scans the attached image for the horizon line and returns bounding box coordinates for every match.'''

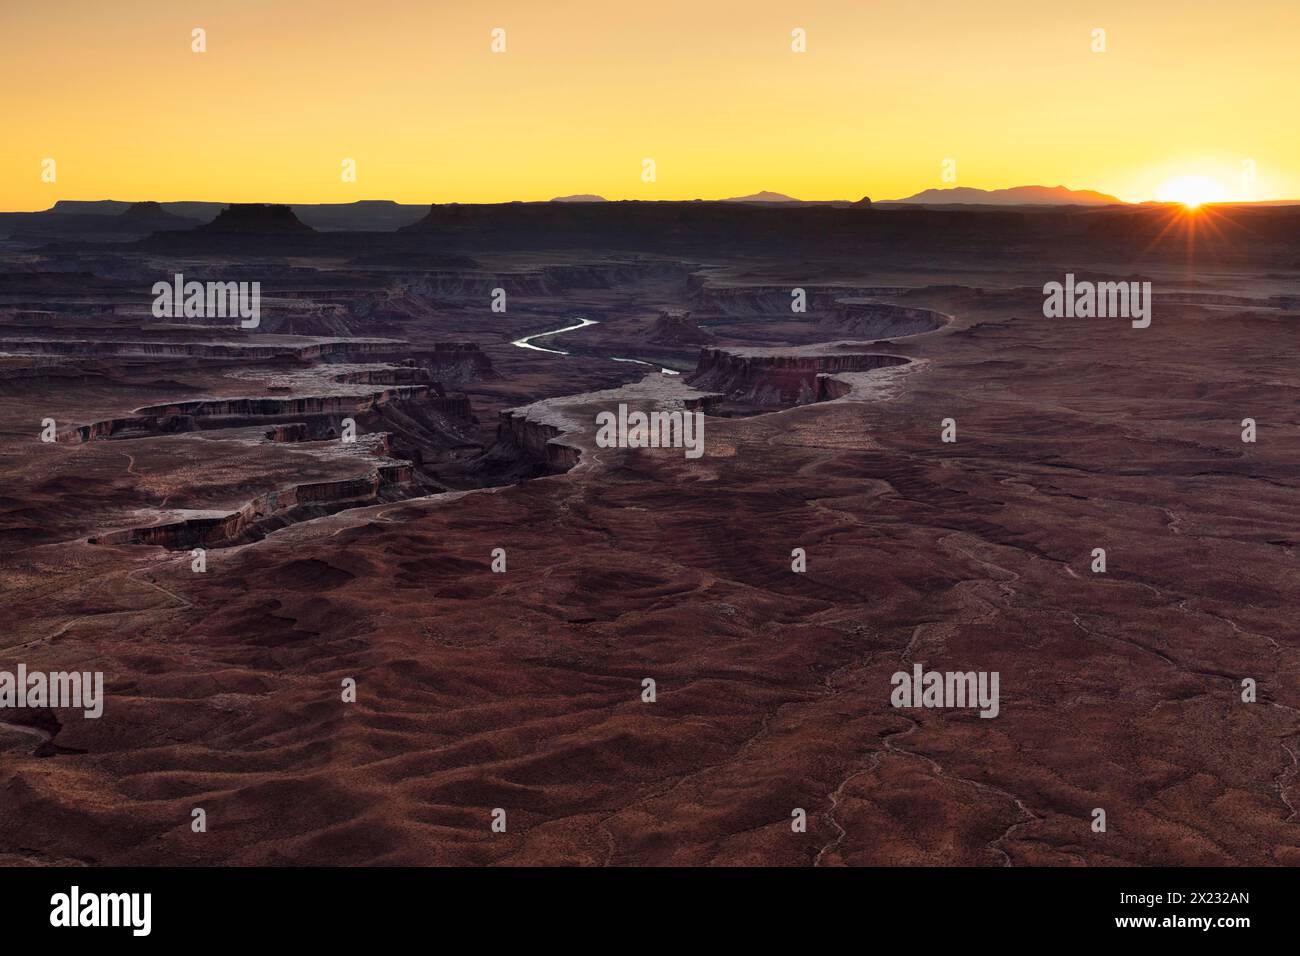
[9,195,1300,215]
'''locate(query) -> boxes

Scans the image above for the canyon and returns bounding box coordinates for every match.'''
[0,202,1296,867]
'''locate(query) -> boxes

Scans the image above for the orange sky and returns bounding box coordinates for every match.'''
[3,0,1297,210]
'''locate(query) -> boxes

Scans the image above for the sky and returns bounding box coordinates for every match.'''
[2,0,1297,210]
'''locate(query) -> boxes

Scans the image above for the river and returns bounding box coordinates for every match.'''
[511,316,680,374]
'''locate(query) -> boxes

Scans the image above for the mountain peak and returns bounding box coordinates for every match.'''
[888,185,1122,206]
[723,190,800,203]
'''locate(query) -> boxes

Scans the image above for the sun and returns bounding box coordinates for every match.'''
[1155,174,1227,209]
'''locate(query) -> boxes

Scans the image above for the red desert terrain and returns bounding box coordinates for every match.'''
[0,201,1296,865]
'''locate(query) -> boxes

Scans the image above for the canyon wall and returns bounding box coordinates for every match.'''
[825,301,949,339]
[495,411,581,472]
[693,285,912,316]
[89,462,415,550]
[687,348,911,406]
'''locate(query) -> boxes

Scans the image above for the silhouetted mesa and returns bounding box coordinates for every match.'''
[118,201,198,228]
[200,203,315,234]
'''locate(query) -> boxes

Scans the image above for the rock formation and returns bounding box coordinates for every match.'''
[645,310,713,346]
[687,345,910,406]
[200,203,314,234]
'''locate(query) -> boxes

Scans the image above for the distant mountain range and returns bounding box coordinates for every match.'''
[6,191,1293,244]
[722,191,801,203]
[882,185,1123,206]
[552,186,1121,206]
[45,199,429,230]
[549,192,804,203]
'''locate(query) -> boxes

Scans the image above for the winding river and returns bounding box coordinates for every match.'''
[510,316,599,355]
[511,316,679,374]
